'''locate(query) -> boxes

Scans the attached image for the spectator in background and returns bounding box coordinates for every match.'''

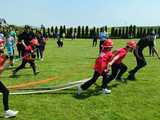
[99,28,108,53]
[71,32,74,40]
[17,26,35,59]
[148,31,156,56]
[92,33,98,47]
[62,32,66,41]
[9,30,17,56]
[5,32,16,66]
[36,31,46,61]
[56,32,63,47]
[16,30,23,58]
[21,25,35,45]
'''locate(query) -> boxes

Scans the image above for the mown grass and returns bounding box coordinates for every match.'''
[0,38,160,120]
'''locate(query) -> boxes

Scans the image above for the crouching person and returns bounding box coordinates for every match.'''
[106,40,136,84]
[0,50,18,118]
[77,39,113,95]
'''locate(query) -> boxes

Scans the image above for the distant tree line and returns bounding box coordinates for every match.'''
[40,25,108,39]
[42,25,160,39]
[1,18,160,39]
[111,25,160,38]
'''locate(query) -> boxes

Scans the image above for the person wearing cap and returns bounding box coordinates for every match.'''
[0,50,18,118]
[77,39,113,95]
[127,33,160,80]
[105,40,137,84]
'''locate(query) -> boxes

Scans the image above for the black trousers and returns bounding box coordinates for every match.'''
[16,44,23,58]
[0,81,9,111]
[81,71,109,90]
[9,56,14,66]
[92,39,97,47]
[106,63,128,84]
[57,41,63,47]
[13,60,36,74]
[99,41,105,53]
[128,49,147,78]
[36,45,45,59]
[148,45,154,56]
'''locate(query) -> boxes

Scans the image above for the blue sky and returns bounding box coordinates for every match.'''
[0,0,160,27]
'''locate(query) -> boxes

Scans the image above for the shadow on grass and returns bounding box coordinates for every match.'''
[0,115,16,119]
[72,83,123,99]
[73,89,102,100]
[6,66,18,70]
[7,66,31,70]
[9,73,33,78]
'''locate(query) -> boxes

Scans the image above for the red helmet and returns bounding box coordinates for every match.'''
[127,40,136,48]
[31,39,39,46]
[102,39,113,48]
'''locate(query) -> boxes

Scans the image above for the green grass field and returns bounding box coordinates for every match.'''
[0,38,160,120]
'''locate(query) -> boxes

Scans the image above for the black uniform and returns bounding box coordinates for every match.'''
[127,35,155,80]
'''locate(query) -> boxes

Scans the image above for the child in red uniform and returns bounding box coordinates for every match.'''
[12,41,39,76]
[77,39,113,95]
[0,50,18,118]
[106,40,136,84]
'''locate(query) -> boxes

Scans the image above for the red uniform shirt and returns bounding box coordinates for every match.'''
[114,48,127,64]
[0,55,6,67]
[23,45,33,61]
[94,50,113,74]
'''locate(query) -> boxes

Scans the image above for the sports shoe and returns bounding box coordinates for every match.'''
[127,74,136,80]
[12,71,16,76]
[4,109,19,118]
[115,77,123,81]
[116,77,126,82]
[41,58,44,61]
[34,71,40,75]
[77,85,84,95]
[102,88,111,94]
